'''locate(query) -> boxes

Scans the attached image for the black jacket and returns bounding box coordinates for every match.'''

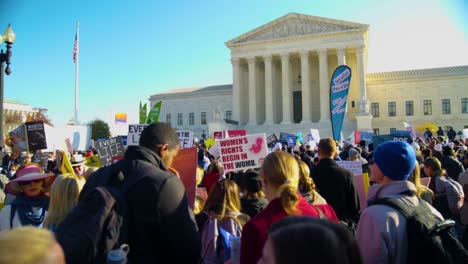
[88,145,200,263]
[441,155,465,181]
[311,158,360,222]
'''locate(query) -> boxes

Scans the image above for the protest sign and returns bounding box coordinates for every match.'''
[127,124,148,146]
[336,161,363,175]
[420,177,431,188]
[359,131,374,144]
[214,130,247,139]
[309,129,320,142]
[85,155,102,167]
[330,65,351,141]
[25,121,47,153]
[95,137,125,166]
[65,138,74,153]
[171,147,198,209]
[176,130,194,149]
[279,132,296,147]
[204,137,215,149]
[266,134,278,148]
[354,173,370,210]
[372,130,411,148]
[208,141,221,159]
[218,133,268,173]
[462,128,468,139]
[353,130,361,145]
[139,101,147,124]
[146,101,162,124]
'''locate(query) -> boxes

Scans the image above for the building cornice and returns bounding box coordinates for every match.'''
[367,65,468,83]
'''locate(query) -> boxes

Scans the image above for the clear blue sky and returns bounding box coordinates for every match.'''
[0,0,467,128]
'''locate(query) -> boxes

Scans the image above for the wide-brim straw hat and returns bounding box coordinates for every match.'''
[6,164,56,195]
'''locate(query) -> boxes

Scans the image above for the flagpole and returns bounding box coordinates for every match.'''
[74,21,80,125]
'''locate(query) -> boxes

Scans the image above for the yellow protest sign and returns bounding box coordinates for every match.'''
[60,151,74,174]
[204,137,215,149]
[85,155,102,167]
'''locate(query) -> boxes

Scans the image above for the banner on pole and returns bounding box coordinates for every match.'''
[146,101,162,124]
[139,101,147,124]
[330,65,352,141]
[218,133,268,173]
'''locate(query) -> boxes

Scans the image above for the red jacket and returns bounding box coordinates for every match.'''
[240,196,338,264]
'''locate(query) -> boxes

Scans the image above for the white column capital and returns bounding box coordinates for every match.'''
[299,50,309,57]
[279,52,289,60]
[263,54,273,61]
[336,47,347,56]
[246,57,256,64]
[317,49,328,57]
[230,57,240,65]
[355,46,366,55]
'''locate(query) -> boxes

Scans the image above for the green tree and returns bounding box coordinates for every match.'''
[88,119,111,140]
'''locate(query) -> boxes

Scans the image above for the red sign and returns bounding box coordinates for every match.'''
[171,147,198,209]
[213,130,247,139]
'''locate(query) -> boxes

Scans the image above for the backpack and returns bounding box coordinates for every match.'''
[371,192,468,264]
[434,177,464,218]
[200,212,243,264]
[56,159,146,264]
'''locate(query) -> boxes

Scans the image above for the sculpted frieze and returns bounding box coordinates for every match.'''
[235,18,358,44]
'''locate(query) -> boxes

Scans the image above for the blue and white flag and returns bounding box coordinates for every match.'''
[330,65,352,141]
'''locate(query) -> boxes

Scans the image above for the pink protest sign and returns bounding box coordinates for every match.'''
[420,177,431,188]
[218,133,268,173]
[171,147,198,209]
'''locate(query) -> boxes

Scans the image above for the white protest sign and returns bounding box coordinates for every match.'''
[310,129,321,142]
[463,128,468,139]
[176,130,194,149]
[219,133,268,173]
[208,141,221,159]
[127,124,148,146]
[336,161,363,176]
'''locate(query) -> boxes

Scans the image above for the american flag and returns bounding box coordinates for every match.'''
[73,32,79,63]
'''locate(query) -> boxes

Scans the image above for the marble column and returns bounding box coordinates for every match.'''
[247,57,257,125]
[356,46,370,113]
[318,49,330,122]
[263,54,274,125]
[280,53,292,124]
[231,58,241,122]
[300,50,311,123]
[337,47,346,66]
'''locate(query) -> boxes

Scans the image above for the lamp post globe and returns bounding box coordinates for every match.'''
[0,24,15,148]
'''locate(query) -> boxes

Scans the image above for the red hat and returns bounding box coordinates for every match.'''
[6,164,56,195]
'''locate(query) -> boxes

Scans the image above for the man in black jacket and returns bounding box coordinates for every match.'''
[311,138,360,224]
[93,123,200,263]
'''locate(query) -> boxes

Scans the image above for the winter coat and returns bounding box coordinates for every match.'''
[240,196,337,264]
[356,181,443,264]
[311,158,361,222]
[86,145,200,263]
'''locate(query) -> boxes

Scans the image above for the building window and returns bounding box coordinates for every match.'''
[442,99,451,115]
[166,114,171,125]
[388,102,396,117]
[189,113,194,126]
[405,101,414,116]
[371,103,379,117]
[423,100,432,115]
[201,112,207,125]
[373,128,380,135]
[225,110,232,121]
[177,113,183,126]
[462,98,468,113]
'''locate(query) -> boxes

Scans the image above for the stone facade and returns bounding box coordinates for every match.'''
[150,13,468,139]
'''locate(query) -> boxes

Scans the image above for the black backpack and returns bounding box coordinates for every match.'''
[56,159,147,264]
[370,191,468,264]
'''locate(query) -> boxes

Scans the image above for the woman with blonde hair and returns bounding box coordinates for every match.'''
[296,158,327,205]
[408,164,434,204]
[240,151,337,264]
[43,173,86,232]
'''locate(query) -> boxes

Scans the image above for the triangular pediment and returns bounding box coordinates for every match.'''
[226,13,368,46]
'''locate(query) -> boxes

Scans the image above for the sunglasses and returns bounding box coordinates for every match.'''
[18,179,42,186]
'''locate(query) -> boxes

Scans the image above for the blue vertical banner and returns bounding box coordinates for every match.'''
[330,65,352,141]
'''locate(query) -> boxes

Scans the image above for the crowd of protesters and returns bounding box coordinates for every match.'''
[0,122,467,263]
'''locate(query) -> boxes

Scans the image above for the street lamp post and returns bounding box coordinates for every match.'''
[0,24,16,148]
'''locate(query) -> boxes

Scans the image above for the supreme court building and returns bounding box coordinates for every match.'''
[151,13,468,139]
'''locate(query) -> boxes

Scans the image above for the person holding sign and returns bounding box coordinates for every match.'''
[240,151,337,264]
